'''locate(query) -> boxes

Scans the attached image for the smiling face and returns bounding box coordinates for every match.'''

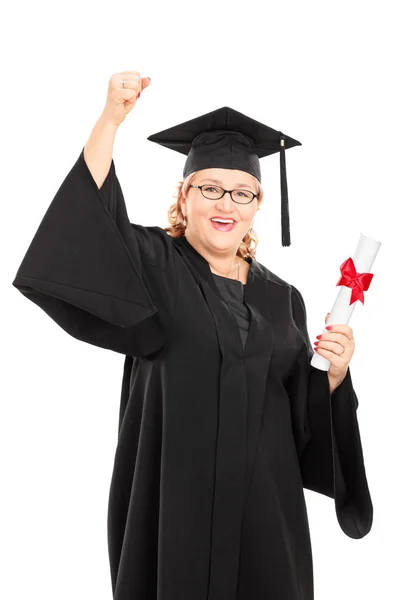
[181,167,260,255]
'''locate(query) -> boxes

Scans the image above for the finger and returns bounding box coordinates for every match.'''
[324,324,354,341]
[315,340,346,354]
[314,345,347,363]
[318,332,352,344]
[116,89,139,104]
[119,71,142,83]
[116,78,140,90]
[115,72,141,87]
[141,76,151,90]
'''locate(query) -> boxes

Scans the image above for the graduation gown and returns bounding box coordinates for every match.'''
[12,147,373,600]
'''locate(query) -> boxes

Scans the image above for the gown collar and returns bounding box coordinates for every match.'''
[173,234,268,301]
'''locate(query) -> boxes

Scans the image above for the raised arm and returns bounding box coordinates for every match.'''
[12,71,177,358]
[83,115,119,189]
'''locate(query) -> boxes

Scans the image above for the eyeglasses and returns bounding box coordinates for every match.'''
[190,184,258,204]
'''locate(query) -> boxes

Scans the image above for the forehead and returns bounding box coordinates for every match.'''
[195,168,256,188]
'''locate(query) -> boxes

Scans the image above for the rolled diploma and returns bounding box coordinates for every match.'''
[310,233,381,371]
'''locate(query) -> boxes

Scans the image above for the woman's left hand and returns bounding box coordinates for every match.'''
[314,312,355,392]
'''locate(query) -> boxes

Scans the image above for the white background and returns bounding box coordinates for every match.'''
[2,0,398,598]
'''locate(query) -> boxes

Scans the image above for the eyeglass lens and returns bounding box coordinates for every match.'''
[201,185,253,203]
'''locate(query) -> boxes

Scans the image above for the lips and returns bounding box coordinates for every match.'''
[210,219,236,232]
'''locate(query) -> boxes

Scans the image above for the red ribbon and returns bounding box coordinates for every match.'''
[336,257,374,305]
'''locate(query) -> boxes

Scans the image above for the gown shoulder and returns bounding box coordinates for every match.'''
[12,147,178,358]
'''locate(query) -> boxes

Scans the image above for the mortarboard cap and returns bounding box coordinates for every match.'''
[147,106,301,246]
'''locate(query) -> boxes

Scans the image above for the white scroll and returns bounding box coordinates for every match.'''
[311,233,381,371]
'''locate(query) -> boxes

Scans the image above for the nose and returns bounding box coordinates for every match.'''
[216,190,236,211]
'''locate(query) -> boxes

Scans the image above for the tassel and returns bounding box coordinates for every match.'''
[280,135,291,247]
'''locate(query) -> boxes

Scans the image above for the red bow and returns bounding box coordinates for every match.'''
[336,257,374,305]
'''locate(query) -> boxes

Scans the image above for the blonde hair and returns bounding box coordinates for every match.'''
[162,171,265,259]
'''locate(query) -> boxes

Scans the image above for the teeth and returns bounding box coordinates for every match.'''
[211,219,234,224]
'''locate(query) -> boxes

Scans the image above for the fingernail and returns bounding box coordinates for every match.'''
[326,325,332,330]
[316,335,322,339]
[138,92,141,98]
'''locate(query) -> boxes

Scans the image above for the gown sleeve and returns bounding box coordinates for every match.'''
[11,146,177,357]
[286,284,373,539]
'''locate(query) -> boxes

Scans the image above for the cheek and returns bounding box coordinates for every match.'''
[189,202,211,221]
[240,210,255,224]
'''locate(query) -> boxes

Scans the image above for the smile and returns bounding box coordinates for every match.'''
[209,219,237,232]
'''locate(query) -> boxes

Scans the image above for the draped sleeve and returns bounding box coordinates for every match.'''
[12,147,177,357]
[286,283,373,539]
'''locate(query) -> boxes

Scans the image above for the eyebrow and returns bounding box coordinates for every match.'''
[199,178,254,189]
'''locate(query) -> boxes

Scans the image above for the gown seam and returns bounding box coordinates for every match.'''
[13,274,154,309]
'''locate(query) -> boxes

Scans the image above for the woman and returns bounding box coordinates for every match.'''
[12,71,373,600]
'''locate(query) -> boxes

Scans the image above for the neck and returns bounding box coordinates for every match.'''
[185,233,242,277]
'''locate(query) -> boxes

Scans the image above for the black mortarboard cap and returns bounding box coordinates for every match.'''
[147,106,301,246]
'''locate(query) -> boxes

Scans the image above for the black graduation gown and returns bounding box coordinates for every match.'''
[12,147,373,600]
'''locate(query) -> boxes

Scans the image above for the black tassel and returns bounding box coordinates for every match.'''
[280,135,291,246]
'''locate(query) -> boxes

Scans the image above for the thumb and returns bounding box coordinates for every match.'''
[324,312,331,323]
[141,77,151,91]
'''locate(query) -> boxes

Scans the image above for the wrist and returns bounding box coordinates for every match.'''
[98,113,120,132]
[328,373,345,395]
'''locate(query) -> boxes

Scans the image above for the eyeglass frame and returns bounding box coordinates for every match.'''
[189,184,259,204]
